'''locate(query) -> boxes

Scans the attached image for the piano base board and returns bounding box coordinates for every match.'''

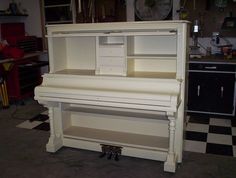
[62,137,168,161]
[40,102,182,173]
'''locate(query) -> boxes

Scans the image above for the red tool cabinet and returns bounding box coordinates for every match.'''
[5,53,48,101]
[0,23,47,102]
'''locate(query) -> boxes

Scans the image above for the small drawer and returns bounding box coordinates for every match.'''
[97,66,126,76]
[97,57,125,66]
[99,45,125,57]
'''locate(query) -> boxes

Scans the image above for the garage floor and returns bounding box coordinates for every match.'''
[1,98,236,178]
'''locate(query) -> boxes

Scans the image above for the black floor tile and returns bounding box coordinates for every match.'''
[189,116,210,124]
[206,143,233,156]
[33,122,50,131]
[30,114,49,122]
[185,131,208,142]
[231,119,236,127]
[233,136,236,145]
[209,125,232,135]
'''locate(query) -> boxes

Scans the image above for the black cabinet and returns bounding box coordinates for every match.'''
[187,62,236,116]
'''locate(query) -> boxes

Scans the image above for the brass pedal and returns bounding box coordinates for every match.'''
[100,144,122,161]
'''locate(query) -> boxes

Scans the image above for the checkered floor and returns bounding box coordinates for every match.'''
[185,115,236,157]
[16,112,236,157]
[16,110,50,131]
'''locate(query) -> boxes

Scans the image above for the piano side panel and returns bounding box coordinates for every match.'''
[49,37,67,73]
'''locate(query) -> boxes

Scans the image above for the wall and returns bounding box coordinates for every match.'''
[183,0,236,37]
[19,0,42,37]
[126,0,236,55]
[126,0,180,21]
[0,1,10,9]
[1,0,235,54]
[191,37,236,55]
[0,0,42,39]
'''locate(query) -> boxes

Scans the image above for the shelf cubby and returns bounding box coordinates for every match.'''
[63,126,169,151]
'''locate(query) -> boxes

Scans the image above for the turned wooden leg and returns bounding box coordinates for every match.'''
[164,112,177,173]
[46,107,63,152]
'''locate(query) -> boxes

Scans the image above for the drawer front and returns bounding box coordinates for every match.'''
[98,66,125,75]
[98,57,125,66]
[189,63,236,72]
[99,46,125,57]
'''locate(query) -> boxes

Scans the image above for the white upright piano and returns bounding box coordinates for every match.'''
[35,21,189,172]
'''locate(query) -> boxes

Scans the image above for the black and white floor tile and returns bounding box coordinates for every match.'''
[16,110,50,131]
[185,115,236,157]
[16,112,236,157]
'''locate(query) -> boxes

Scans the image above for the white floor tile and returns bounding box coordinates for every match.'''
[184,140,206,153]
[207,133,232,145]
[16,120,42,129]
[41,110,48,115]
[186,123,209,133]
[232,127,236,136]
[209,118,231,127]
[233,146,236,157]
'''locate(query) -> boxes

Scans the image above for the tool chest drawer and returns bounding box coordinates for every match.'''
[189,62,236,72]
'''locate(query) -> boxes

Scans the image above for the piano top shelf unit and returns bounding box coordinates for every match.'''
[45,21,188,79]
[35,21,189,173]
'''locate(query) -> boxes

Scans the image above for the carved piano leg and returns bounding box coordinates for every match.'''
[164,112,177,173]
[46,107,63,152]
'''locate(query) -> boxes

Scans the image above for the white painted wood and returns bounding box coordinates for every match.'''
[98,57,125,66]
[66,37,96,70]
[69,112,169,137]
[99,45,125,56]
[164,112,177,172]
[63,138,168,161]
[128,58,176,73]
[63,126,169,150]
[46,106,63,152]
[35,21,189,173]
[127,36,177,55]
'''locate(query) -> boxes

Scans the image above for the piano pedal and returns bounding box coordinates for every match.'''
[99,144,109,158]
[114,153,120,161]
[107,151,113,160]
[113,146,122,161]
[100,144,122,161]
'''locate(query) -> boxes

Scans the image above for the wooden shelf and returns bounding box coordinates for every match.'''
[0,52,47,64]
[46,20,73,24]
[63,126,169,151]
[127,71,176,79]
[45,4,70,8]
[0,14,28,17]
[127,54,177,59]
[54,69,176,79]
[55,69,95,75]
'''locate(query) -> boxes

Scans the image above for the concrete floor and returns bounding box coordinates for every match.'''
[0,99,236,178]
